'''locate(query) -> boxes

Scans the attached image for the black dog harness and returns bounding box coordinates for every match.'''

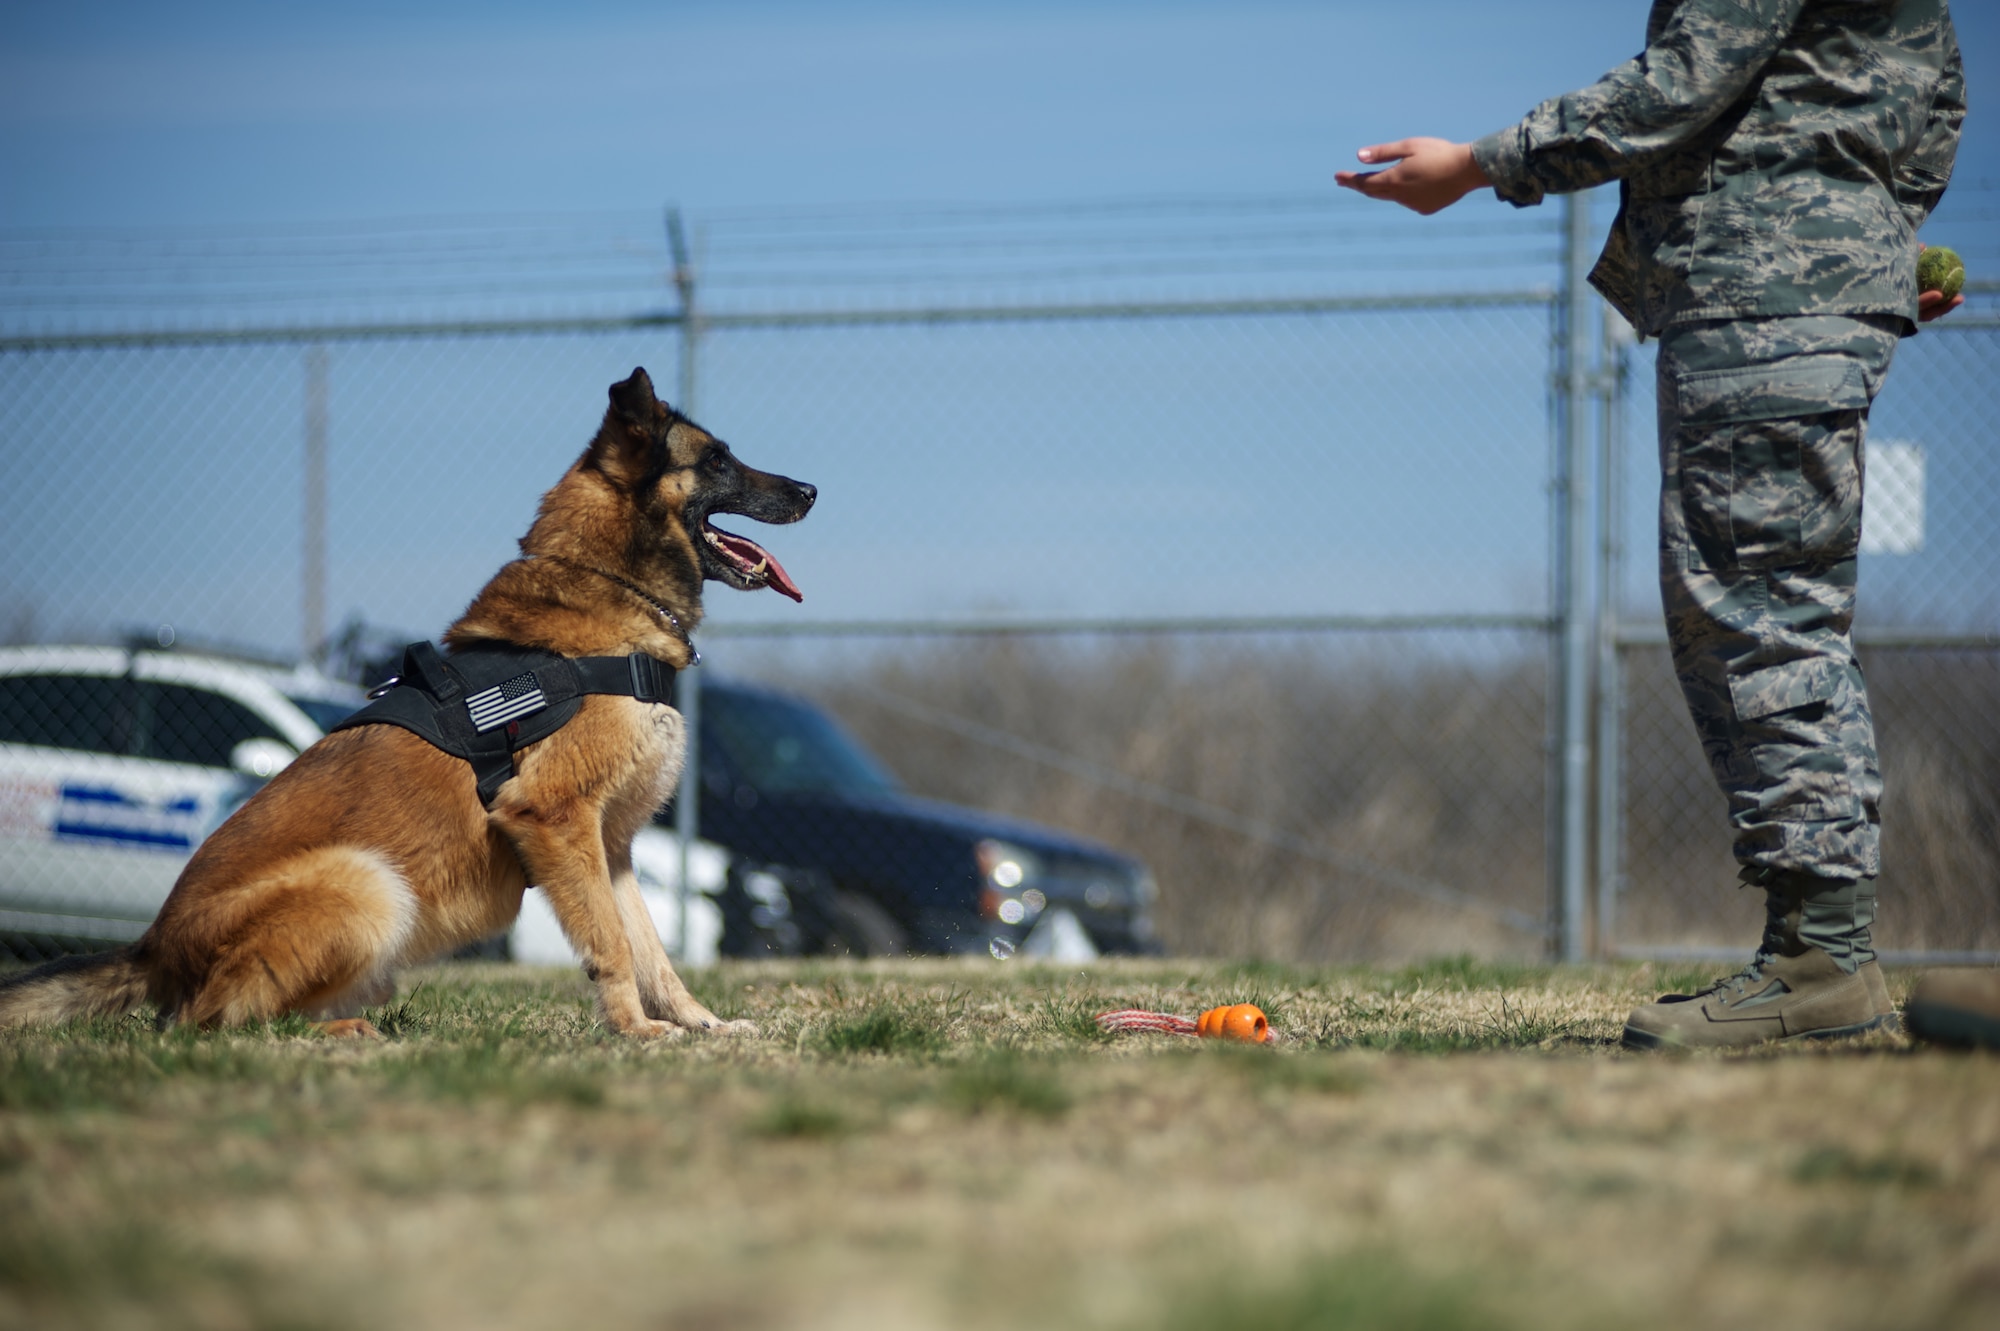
[331,640,678,807]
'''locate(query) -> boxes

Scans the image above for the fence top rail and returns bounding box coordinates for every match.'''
[1616,946,2000,967]
[703,612,1555,640]
[0,287,1557,352]
[1613,622,2000,650]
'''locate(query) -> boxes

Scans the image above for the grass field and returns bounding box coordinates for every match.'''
[2,958,1996,1331]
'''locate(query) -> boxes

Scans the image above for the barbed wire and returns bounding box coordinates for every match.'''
[2,183,1991,336]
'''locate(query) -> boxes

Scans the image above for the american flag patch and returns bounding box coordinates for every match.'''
[465,672,548,732]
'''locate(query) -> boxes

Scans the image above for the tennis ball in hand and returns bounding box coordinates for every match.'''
[1917,245,1966,299]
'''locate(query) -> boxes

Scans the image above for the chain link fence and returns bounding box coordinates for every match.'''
[2,190,1994,966]
[1607,312,2000,960]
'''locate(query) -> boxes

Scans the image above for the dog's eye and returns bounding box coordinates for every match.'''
[702,451,728,473]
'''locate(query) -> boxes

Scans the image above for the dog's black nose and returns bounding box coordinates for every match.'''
[797,482,817,508]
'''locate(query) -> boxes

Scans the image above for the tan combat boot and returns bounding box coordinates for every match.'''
[1904,970,2000,1050]
[1623,949,1892,1049]
[1623,870,1895,1050]
[1861,957,1899,1031]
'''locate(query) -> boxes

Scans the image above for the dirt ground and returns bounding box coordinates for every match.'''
[1,957,1996,1331]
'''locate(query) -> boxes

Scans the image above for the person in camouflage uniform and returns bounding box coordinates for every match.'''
[1335,0,1965,1048]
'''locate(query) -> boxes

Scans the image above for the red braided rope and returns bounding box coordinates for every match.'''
[1094,1009,1198,1036]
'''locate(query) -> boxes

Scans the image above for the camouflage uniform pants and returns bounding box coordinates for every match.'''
[1655,315,1903,882]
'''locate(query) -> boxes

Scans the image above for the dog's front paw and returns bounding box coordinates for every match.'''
[672,1012,758,1036]
[612,1016,689,1041]
[317,1018,385,1040]
[698,1018,759,1037]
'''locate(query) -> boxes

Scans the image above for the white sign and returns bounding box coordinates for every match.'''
[1862,439,1925,556]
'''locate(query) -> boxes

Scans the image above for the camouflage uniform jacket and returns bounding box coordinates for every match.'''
[1470,0,1964,336]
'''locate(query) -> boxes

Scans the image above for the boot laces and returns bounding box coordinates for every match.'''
[1696,957,1774,1001]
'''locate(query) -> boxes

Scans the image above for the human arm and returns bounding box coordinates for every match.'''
[1333,138,1490,215]
[1895,22,1964,236]
[1471,0,1807,207]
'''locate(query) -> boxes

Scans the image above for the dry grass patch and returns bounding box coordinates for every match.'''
[0,957,1994,1331]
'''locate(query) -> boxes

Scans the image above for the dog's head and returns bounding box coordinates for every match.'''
[573,367,816,605]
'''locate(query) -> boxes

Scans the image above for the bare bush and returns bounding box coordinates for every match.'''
[731,632,1551,964]
[721,634,1998,961]
[1618,645,2000,951]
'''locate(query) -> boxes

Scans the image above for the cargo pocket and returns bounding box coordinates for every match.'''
[1727,655,1842,723]
[1673,355,1870,570]
[1673,355,1869,427]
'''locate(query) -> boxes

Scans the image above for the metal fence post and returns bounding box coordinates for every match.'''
[667,208,701,961]
[1594,314,1629,957]
[1554,190,1598,962]
[302,344,329,664]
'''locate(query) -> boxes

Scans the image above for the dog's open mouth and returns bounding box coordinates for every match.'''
[702,521,803,602]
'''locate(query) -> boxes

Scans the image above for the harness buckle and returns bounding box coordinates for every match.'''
[366,675,402,700]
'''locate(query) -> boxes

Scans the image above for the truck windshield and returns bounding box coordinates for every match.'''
[285,695,361,734]
[704,687,899,797]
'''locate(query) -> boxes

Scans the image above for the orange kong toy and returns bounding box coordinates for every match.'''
[1091,1004,1274,1042]
[1196,1004,1270,1043]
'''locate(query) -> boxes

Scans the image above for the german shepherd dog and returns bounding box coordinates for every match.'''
[0,368,814,1038]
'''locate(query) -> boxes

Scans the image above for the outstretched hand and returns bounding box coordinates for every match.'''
[1335,138,1490,215]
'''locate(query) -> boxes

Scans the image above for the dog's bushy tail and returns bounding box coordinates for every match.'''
[0,947,149,1027]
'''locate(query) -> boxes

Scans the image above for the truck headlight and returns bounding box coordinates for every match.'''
[976,838,1045,924]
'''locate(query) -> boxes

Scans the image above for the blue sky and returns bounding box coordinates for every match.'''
[12,0,1987,227]
[2,2,1994,651]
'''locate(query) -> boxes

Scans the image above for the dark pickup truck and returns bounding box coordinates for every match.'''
[675,679,1160,959]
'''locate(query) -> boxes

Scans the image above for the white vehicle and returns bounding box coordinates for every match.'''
[0,643,728,965]
[510,825,726,967]
[0,645,364,946]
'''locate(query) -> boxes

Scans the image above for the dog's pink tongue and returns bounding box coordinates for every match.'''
[763,551,803,602]
[716,530,803,602]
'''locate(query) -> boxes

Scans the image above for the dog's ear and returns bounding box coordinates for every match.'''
[593,368,669,487]
[608,367,661,425]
